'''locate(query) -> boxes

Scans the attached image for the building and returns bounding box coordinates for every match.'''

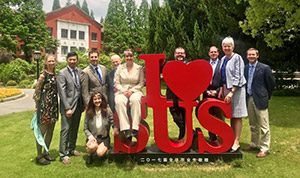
[46,5,103,62]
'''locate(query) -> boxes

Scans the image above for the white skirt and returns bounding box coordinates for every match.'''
[223,85,248,118]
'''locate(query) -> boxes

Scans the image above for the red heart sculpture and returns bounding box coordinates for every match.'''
[163,60,212,101]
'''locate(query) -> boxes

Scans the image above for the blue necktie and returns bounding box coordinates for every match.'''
[95,67,103,83]
[247,65,255,95]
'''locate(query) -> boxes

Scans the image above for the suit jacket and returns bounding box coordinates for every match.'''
[83,108,115,138]
[220,53,247,89]
[56,67,83,115]
[81,64,107,107]
[106,69,116,112]
[203,59,222,98]
[245,62,275,110]
[115,63,145,94]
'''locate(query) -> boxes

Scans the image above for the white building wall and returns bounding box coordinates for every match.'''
[56,19,90,62]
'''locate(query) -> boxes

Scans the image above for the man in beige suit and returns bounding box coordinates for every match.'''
[81,50,107,108]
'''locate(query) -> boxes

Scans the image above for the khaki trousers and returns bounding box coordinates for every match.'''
[115,91,143,131]
[247,96,271,152]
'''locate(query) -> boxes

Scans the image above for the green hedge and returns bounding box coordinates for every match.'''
[273,89,300,96]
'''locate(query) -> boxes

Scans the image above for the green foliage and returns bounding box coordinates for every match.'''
[81,0,89,15]
[0,47,13,64]
[0,58,36,84]
[65,0,72,6]
[18,79,32,88]
[240,0,300,49]
[273,89,300,96]
[90,10,95,19]
[6,80,17,86]
[104,0,129,54]
[0,0,59,62]
[52,0,61,11]
[76,0,81,8]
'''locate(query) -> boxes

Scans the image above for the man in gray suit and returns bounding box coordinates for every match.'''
[57,52,83,165]
[81,50,107,108]
[106,54,122,113]
[243,48,275,158]
[203,46,224,142]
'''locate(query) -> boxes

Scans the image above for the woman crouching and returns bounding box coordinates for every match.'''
[84,92,119,164]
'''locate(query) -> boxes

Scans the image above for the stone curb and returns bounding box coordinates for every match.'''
[0,92,25,103]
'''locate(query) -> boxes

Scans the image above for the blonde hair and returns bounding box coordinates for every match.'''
[43,54,56,73]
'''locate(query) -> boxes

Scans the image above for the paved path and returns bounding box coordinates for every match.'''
[0,89,35,116]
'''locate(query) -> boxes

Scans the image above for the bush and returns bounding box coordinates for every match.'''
[18,80,32,88]
[0,48,13,64]
[273,89,300,96]
[6,80,17,86]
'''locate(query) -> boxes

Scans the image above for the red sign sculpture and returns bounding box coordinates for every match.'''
[114,54,234,154]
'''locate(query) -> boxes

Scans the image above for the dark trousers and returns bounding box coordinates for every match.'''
[36,122,56,158]
[169,106,186,140]
[59,105,82,158]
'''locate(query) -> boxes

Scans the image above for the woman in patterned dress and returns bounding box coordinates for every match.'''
[33,54,59,165]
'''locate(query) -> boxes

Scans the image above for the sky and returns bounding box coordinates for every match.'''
[42,0,161,22]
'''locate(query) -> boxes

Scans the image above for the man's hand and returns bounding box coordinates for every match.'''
[66,109,72,118]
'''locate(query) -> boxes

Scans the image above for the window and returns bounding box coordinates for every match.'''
[91,32,97,41]
[47,27,53,36]
[61,29,68,38]
[70,46,77,52]
[79,31,85,40]
[79,47,85,51]
[101,32,104,41]
[70,30,77,39]
[61,46,68,55]
[92,48,97,52]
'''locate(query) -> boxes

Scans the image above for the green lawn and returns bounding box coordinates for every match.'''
[0,96,299,178]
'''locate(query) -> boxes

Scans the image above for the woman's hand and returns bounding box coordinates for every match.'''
[122,90,133,98]
[225,91,233,104]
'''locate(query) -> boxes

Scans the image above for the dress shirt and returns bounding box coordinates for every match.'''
[210,58,219,75]
[67,66,79,85]
[95,110,103,136]
[247,61,258,95]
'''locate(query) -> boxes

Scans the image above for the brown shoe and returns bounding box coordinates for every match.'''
[61,156,71,165]
[242,146,259,152]
[256,151,269,158]
[71,150,81,156]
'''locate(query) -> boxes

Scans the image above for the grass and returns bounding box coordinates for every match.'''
[0,96,300,178]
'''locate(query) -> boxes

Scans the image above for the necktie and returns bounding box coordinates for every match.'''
[73,69,78,85]
[95,67,103,83]
[247,66,255,95]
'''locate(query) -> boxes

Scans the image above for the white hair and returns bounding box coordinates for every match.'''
[222,36,235,47]
[111,54,121,60]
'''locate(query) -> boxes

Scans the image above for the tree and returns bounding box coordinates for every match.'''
[146,1,187,60]
[76,0,81,8]
[0,0,59,62]
[90,10,95,19]
[52,0,61,11]
[104,0,129,54]
[137,0,150,50]
[240,0,300,49]
[124,0,139,49]
[65,0,72,6]
[81,0,89,15]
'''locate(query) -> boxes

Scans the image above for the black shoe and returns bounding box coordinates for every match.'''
[124,130,131,139]
[131,129,138,137]
[36,157,50,165]
[86,155,93,164]
[44,154,56,161]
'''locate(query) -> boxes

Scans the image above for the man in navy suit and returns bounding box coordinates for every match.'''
[57,52,83,164]
[202,46,224,142]
[106,54,122,113]
[243,48,275,158]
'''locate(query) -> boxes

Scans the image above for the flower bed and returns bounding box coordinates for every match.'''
[0,88,22,99]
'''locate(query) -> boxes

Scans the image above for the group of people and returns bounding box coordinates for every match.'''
[32,36,275,166]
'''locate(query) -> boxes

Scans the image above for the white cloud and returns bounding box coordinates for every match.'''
[43,0,162,21]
